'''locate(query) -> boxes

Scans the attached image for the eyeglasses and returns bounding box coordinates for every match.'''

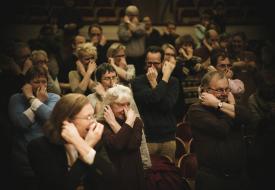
[114,54,126,58]
[32,80,47,85]
[102,76,118,81]
[82,56,95,62]
[207,87,231,94]
[74,114,96,121]
[217,63,232,69]
[146,61,161,66]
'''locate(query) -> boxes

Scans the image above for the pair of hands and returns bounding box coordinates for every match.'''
[90,34,107,46]
[179,47,193,60]
[23,84,48,102]
[203,38,220,52]
[61,120,104,148]
[109,57,127,70]
[76,60,97,77]
[146,56,176,87]
[104,105,136,128]
[199,91,235,107]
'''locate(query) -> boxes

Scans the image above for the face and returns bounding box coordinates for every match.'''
[208,30,219,46]
[89,27,102,44]
[73,103,96,138]
[110,100,130,120]
[167,24,176,33]
[15,47,31,66]
[101,71,118,90]
[80,53,95,65]
[143,17,152,29]
[232,35,245,52]
[146,52,162,72]
[33,54,48,67]
[114,49,126,66]
[164,48,176,61]
[216,56,232,73]
[73,36,86,49]
[207,76,230,102]
[30,76,48,94]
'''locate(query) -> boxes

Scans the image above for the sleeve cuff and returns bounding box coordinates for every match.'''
[30,98,43,111]
[23,108,35,123]
[82,148,96,165]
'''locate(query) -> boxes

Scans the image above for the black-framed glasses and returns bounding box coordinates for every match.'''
[207,87,231,94]
[217,63,232,69]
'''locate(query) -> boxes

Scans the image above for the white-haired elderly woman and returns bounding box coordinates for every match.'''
[98,84,146,190]
[69,42,97,95]
[31,50,62,95]
[107,42,135,86]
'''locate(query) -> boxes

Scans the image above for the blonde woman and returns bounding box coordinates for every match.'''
[107,42,135,86]
[69,42,97,95]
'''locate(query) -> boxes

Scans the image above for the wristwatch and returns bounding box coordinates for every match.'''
[217,101,223,110]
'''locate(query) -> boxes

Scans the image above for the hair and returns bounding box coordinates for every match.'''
[97,84,133,121]
[200,70,226,90]
[175,34,196,50]
[210,48,229,67]
[106,42,126,58]
[161,43,176,55]
[104,84,133,105]
[145,46,164,62]
[125,5,139,16]
[43,93,90,144]
[88,23,103,35]
[95,63,117,82]
[31,50,48,64]
[76,42,97,60]
[24,65,48,83]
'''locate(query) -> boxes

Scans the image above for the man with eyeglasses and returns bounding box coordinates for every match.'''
[209,48,245,97]
[187,71,251,190]
[132,46,179,162]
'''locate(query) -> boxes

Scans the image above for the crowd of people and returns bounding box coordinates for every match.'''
[1,1,274,190]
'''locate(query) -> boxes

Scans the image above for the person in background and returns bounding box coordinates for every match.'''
[31,50,61,95]
[209,48,245,98]
[106,42,135,86]
[28,93,118,190]
[88,24,109,65]
[117,5,146,76]
[59,34,86,94]
[161,20,179,47]
[99,84,146,190]
[68,42,97,95]
[132,46,179,162]
[143,16,161,48]
[9,65,60,190]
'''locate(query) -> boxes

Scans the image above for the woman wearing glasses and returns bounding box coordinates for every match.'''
[69,42,97,95]
[98,84,146,190]
[27,93,118,190]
